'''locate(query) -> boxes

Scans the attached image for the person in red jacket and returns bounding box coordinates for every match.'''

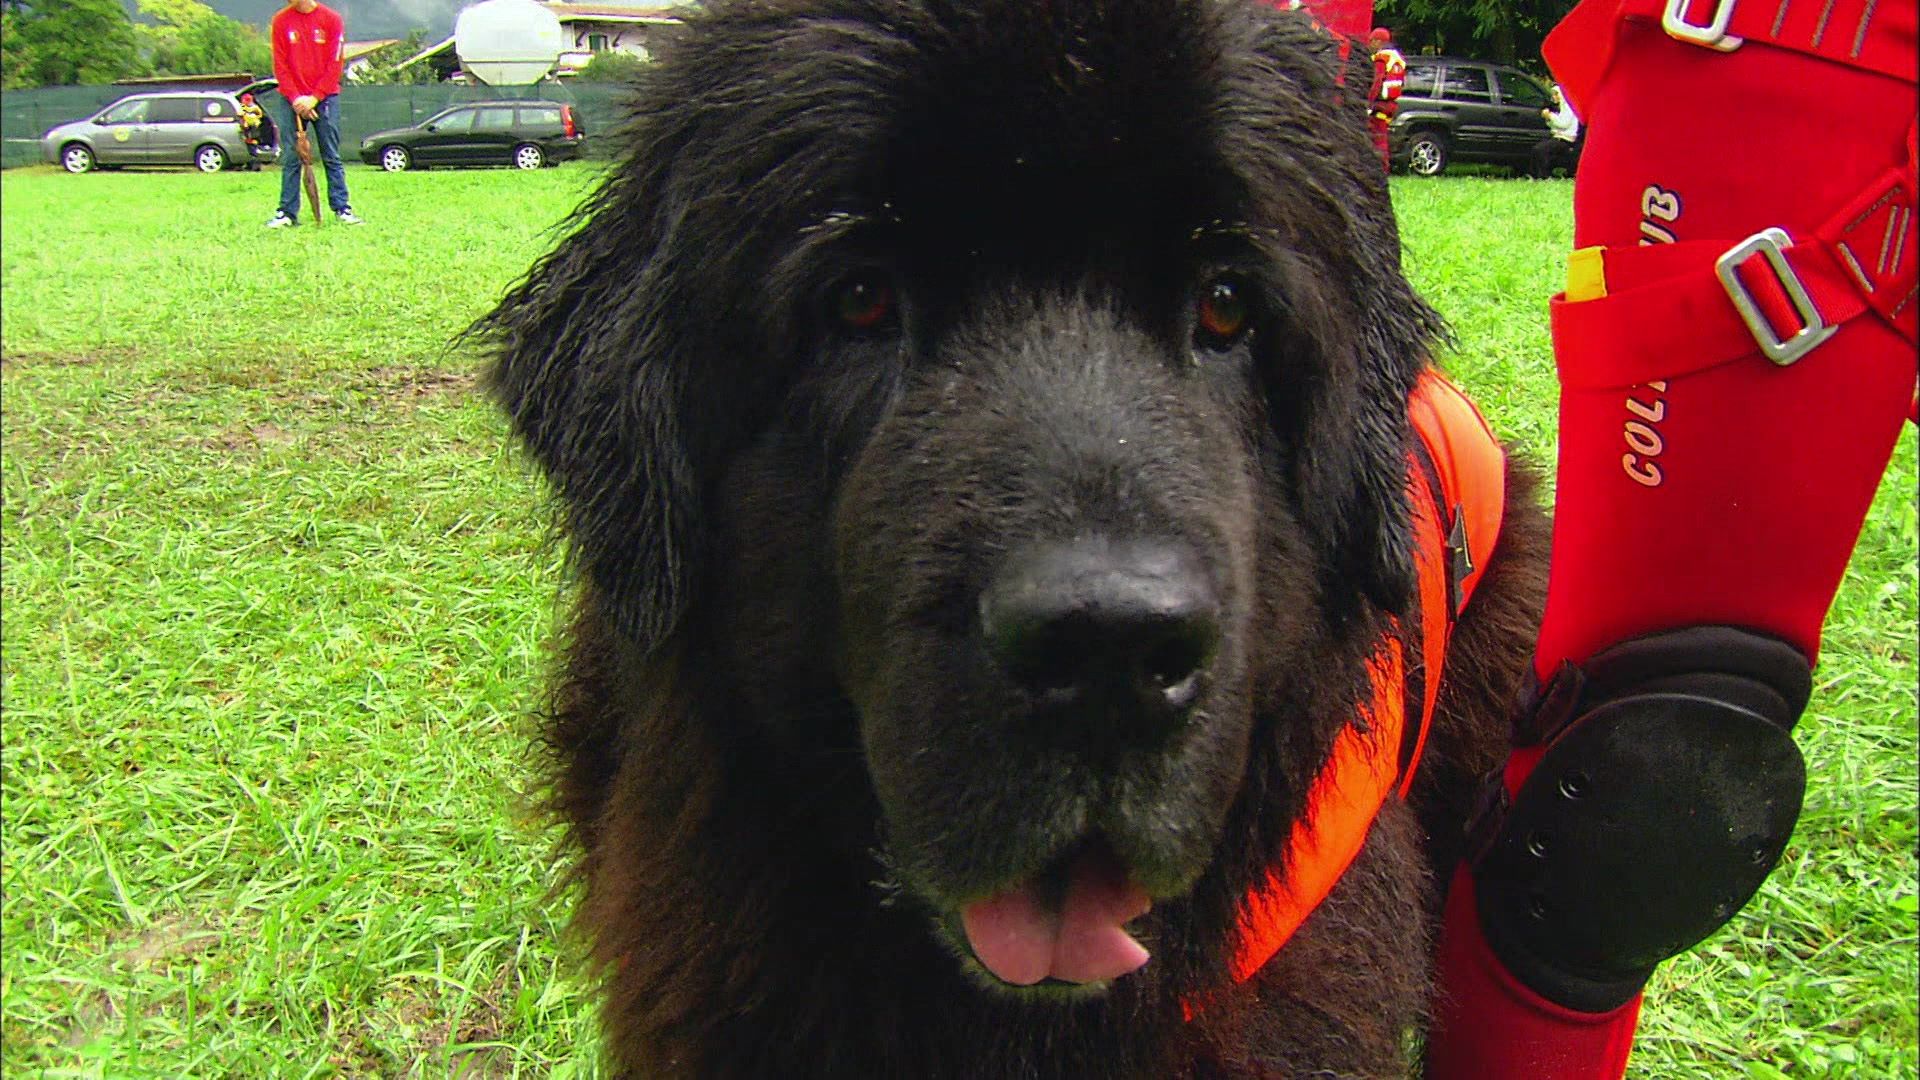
[1423,1,1916,1077]
[267,0,361,227]
[1364,26,1405,171]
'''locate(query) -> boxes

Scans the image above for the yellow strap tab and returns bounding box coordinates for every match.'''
[1566,246,1608,302]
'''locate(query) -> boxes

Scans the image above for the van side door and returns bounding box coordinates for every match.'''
[415,108,475,164]
[468,105,519,165]
[92,98,154,165]
[1491,69,1555,156]
[1390,60,1445,139]
[1438,64,1502,156]
[146,96,206,165]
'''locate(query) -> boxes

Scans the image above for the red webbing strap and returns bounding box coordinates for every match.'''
[1547,0,1918,112]
[1215,640,1409,987]
[1552,131,1917,390]
[1656,0,1916,80]
[1844,120,1920,339]
[1398,373,1508,797]
[1198,371,1505,994]
[1551,237,1868,388]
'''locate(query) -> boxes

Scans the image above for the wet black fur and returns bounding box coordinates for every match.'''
[478,2,1550,1076]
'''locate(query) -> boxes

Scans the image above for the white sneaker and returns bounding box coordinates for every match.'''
[337,209,364,225]
[265,212,296,229]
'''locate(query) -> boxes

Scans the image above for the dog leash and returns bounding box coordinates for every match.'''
[295,114,323,228]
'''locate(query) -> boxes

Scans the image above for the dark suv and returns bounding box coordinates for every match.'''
[1388,58,1557,177]
[357,101,586,171]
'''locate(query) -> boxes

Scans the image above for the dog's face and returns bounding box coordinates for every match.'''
[486,0,1440,994]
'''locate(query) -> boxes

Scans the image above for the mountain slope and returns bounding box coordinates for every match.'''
[199,0,489,41]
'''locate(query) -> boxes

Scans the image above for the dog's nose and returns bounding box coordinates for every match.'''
[980,539,1219,735]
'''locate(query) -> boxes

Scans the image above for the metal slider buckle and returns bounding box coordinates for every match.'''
[1714,228,1839,366]
[1662,0,1745,51]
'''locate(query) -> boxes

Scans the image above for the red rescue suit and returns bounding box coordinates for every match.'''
[1368,44,1406,119]
[1424,1,1918,1078]
[1367,41,1406,169]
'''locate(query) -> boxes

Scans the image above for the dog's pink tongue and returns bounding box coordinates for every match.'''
[959,854,1152,986]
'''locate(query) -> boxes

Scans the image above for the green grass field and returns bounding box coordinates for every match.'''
[3,164,1913,1078]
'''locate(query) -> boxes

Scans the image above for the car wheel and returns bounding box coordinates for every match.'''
[1407,131,1449,177]
[512,143,545,170]
[61,144,95,174]
[380,145,411,172]
[195,144,228,173]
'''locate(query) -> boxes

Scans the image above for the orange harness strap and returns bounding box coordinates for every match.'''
[1215,368,1507,988]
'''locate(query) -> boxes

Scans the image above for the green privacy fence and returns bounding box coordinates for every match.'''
[2,85,125,169]
[3,82,635,169]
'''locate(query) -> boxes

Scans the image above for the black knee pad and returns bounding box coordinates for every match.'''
[1469,626,1811,1012]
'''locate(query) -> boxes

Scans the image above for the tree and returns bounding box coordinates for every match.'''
[2,10,31,88]
[1373,0,1576,70]
[3,0,141,87]
[576,48,646,84]
[135,0,271,77]
[173,14,270,74]
[353,29,440,85]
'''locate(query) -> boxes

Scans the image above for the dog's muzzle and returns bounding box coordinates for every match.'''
[979,536,1219,749]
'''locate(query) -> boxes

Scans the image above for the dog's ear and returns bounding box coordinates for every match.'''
[1289,318,1427,622]
[1234,9,1447,622]
[474,7,889,652]
[1323,161,1451,623]
[1313,195,1449,622]
[1294,206,1443,624]
[475,153,713,653]
[1257,255,1429,623]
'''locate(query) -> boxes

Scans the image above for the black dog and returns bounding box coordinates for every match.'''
[480,1,1548,1075]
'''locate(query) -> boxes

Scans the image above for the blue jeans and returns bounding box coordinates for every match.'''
[278,93,350,220]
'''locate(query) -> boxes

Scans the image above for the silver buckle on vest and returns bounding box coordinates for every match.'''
[1662,0,1745,51]
[1714,228,1838,366]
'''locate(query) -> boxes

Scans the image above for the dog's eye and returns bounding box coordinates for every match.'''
[831,274,897,334]
[1194,276,1254,350]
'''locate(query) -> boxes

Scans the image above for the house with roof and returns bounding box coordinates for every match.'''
[342,39,404,82]
[392,3,685,82]
[548,4,684,73]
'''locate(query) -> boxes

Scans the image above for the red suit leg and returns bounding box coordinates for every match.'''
[1426,2,1917,1077]
[1427,865,1641,1077]
[1537,8,1917,675]
[1369,113,1392,171]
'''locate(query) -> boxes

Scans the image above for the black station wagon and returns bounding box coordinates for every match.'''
[357,101,586,171]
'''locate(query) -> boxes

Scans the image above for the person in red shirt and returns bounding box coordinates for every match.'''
[267,0,361,227]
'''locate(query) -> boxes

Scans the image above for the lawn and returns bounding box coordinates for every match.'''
[3,164,1913,1078]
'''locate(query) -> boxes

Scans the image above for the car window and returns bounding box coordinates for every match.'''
[1403,63,1438,97]
[97,99,150,124]
[1497,72,1551,109]
[474,106,517,130]
[519,106,562,127]
[1442,66,1493,102]
[202,98,234,119]
[432,109,476,132]
[148,97,203,123]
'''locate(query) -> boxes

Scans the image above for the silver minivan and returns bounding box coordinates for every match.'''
[41,87,280,174]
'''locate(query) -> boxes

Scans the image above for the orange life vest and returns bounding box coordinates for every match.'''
[1188,368,1507,1009]
[1372,46,1408,102]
